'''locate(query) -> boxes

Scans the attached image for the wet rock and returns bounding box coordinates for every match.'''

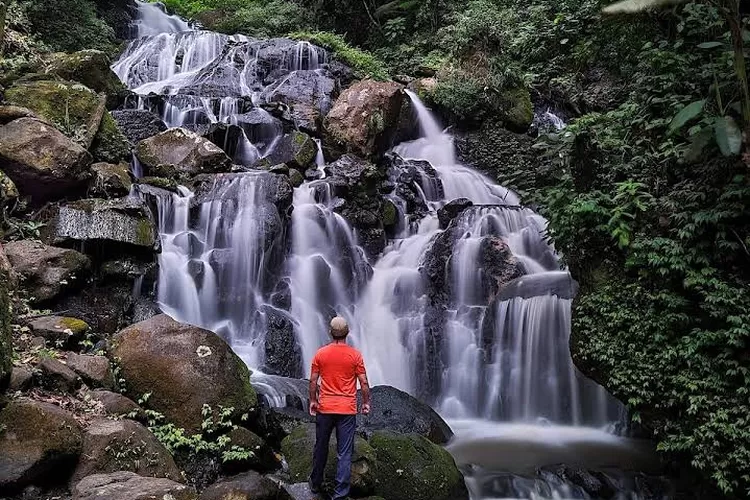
[0,399,83,494]
[4,241,91,303]
[4,80,107,149]
[71,418,182,485]
[0,118,92,204]
[91,112,132,164]
[111,314,259,433]
[234,108,284,152]
[539,464,616,499]
[222,427,281,475]
[9,365,34,392]
[368,431,468,500]
[269,407,314,436]
[65,353,114,389]
[137,176,179,192]
[46,50,125,97]
[55,282,136,335]
[289,169,304,187]
[36,357,82,393]
[136,127,232,176]
[264,70,338,134]
[438,198,473,229]
[325,80,404,160]
[281,423,377,497]
[72,471,197,500]
[479,236,526,301]
[263,307,301,379]
[46,197,156,251]
[356,386,453,444]
[111,109,167,145]
[199,471,291,500]
[0,105,38,125]
[26,316,90,349]
[87,389,145,420]
[259,131,317,171]
[202,122,245,159]
[88,162,132,198]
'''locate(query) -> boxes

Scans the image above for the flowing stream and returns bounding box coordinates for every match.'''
[115,4,664,498]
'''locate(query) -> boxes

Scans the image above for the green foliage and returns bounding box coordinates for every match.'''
[290,31,389,80]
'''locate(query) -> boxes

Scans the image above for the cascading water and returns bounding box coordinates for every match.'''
[116,4,664,498]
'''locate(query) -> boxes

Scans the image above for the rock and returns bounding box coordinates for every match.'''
[87,389,145,420]
[0,105,38,125]
[289,169,304,188]
[65,353,114,389]
[269,407,314,436]
[324,80,405,160]
[0,118,92,204]
[222,427,281,475]
[136,128,232,176]
[0,170,20,211]
[111,314,259,433]
[0,246,12,390]
[0,398,83,494]
[72,471,197,500]
[263,307,301,379]
[8,365,34,392]
[281,424,377,496]
[199,471,291,500]
[46,50,125,96]
[479,235,526,300]
[264,70,338,134]
[356,386,453,444]
[36,357,82,392]
[201,122,245,159]
[259,131,317,171]
[4,240,91,303]
[498,86,534,132]
[46,198,156,250]
[539,464,616,499]
[368,431,468,500]
[111,109,167,145]
[26,316,90,349]
[437,198,473,229]
[4,80,107,149]
[55,282,136,335]
[70,418,182,485]
[91,112,131,164]
[137,176,179,192]
[88,162,132,198]
[325,154,382,197]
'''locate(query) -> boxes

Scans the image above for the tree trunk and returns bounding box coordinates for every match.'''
[0,1,7,56]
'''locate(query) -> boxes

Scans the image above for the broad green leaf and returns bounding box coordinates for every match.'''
[668,100,705,135]
[602,0,689,14]
[714,116,742,156]
[697,41,724,49]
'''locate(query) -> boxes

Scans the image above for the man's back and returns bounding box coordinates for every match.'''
[312,343,365,415]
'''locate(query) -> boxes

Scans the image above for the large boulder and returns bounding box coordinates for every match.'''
[199,471,292,500]
[88,162,132,198]
[70,418,181,485]
[357,386,453,444]
[0,118,92,204]
[111,109,168,145]
[258,131,317,172]
[368,431,468,500]
[263,307,301,379]
[222,427,281,474]
[0,399,83,494]
[66,353,115,389]
[263,70,338,134]
[4,240,91,303]
[36,357,82,393]
[324,80,404,160]
[4,80,106,149]
[136,128,232,176]
[111,314,259,433]
[46,197,157,251]
[46,50,125,96]
[281,424,377,496]
[91,112,132,164]
[73,471,197,500]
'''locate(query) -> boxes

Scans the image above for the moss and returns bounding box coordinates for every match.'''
[289,169,304,188]
[46,50,125,95]
[382,199,398,227]
[369,431,467,500]
[499,86,533,132]
[56,317,90,334]
[92,112,131,164]
[137,177,179,192]
[290,131,317,169]
[135,219,155,248]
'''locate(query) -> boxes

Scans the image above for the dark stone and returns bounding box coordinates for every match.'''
[72,472,196,500]
[26,316,90,349]
[65,353,114,390]
[539,464,616,499]
[262,70,338,135]
[111,109,167,145]
[199,471,291,500]
[437,198,473,229]
[221,427,281,475]
[87,389,145,421]
[263,307,301,378]
[8,365,34,392]
[478,236,525,302]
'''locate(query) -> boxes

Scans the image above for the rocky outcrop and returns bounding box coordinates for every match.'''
[0,118,92,204]
[46,50,125,96]
[478,235,526,301]
[111,109,167,145]
[111,314,259,433]
[356,386,453,444]
[0,399,83,494]
[73,471,197,500]
[136,127,232,176]
[66,353,115,389]
[4,241,91,303]
[263,307,301,379]
[89,162,132,197]
[70,418,181,485]
[325,80,404,160]
[199,471,292,500]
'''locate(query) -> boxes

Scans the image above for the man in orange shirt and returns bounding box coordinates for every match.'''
[308,316,370,500]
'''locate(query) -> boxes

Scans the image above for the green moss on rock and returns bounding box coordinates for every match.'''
[382,199,398,227]
[499,86,533,132]
[91,112,131,164]
[46,50,125,96]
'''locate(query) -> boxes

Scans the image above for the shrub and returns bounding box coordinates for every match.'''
[290,31,389,80]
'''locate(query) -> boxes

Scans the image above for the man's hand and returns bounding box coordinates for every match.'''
[309,401,319,416]
[362,402,371,415]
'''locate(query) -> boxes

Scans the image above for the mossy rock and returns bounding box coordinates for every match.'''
[4,80,106,149]
[91,112,131,164]
[0,170,20,211]
[382,199,398,227]
[499,86,533,132]
[136,176,179,192]
[369,431,468,500]
[289,169,304,188]
[46,50,125,96]
[280,423,377,496]
[89,162,132,198]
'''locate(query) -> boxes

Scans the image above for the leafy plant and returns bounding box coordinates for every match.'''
[290,31,389,80]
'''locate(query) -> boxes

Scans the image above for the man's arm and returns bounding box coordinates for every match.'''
[357,372,371,415]
[309,368,320,416]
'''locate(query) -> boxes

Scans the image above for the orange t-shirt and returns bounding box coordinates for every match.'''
[311,343,366,415]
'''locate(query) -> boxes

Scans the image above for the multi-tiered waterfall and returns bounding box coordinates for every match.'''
[114,3,663,498]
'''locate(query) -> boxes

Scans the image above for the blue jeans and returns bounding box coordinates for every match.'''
[311,413,356,499]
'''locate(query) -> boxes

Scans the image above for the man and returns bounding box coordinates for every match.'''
[308,316,371,500]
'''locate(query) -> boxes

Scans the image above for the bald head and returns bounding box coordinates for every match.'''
[330,316,349,339]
